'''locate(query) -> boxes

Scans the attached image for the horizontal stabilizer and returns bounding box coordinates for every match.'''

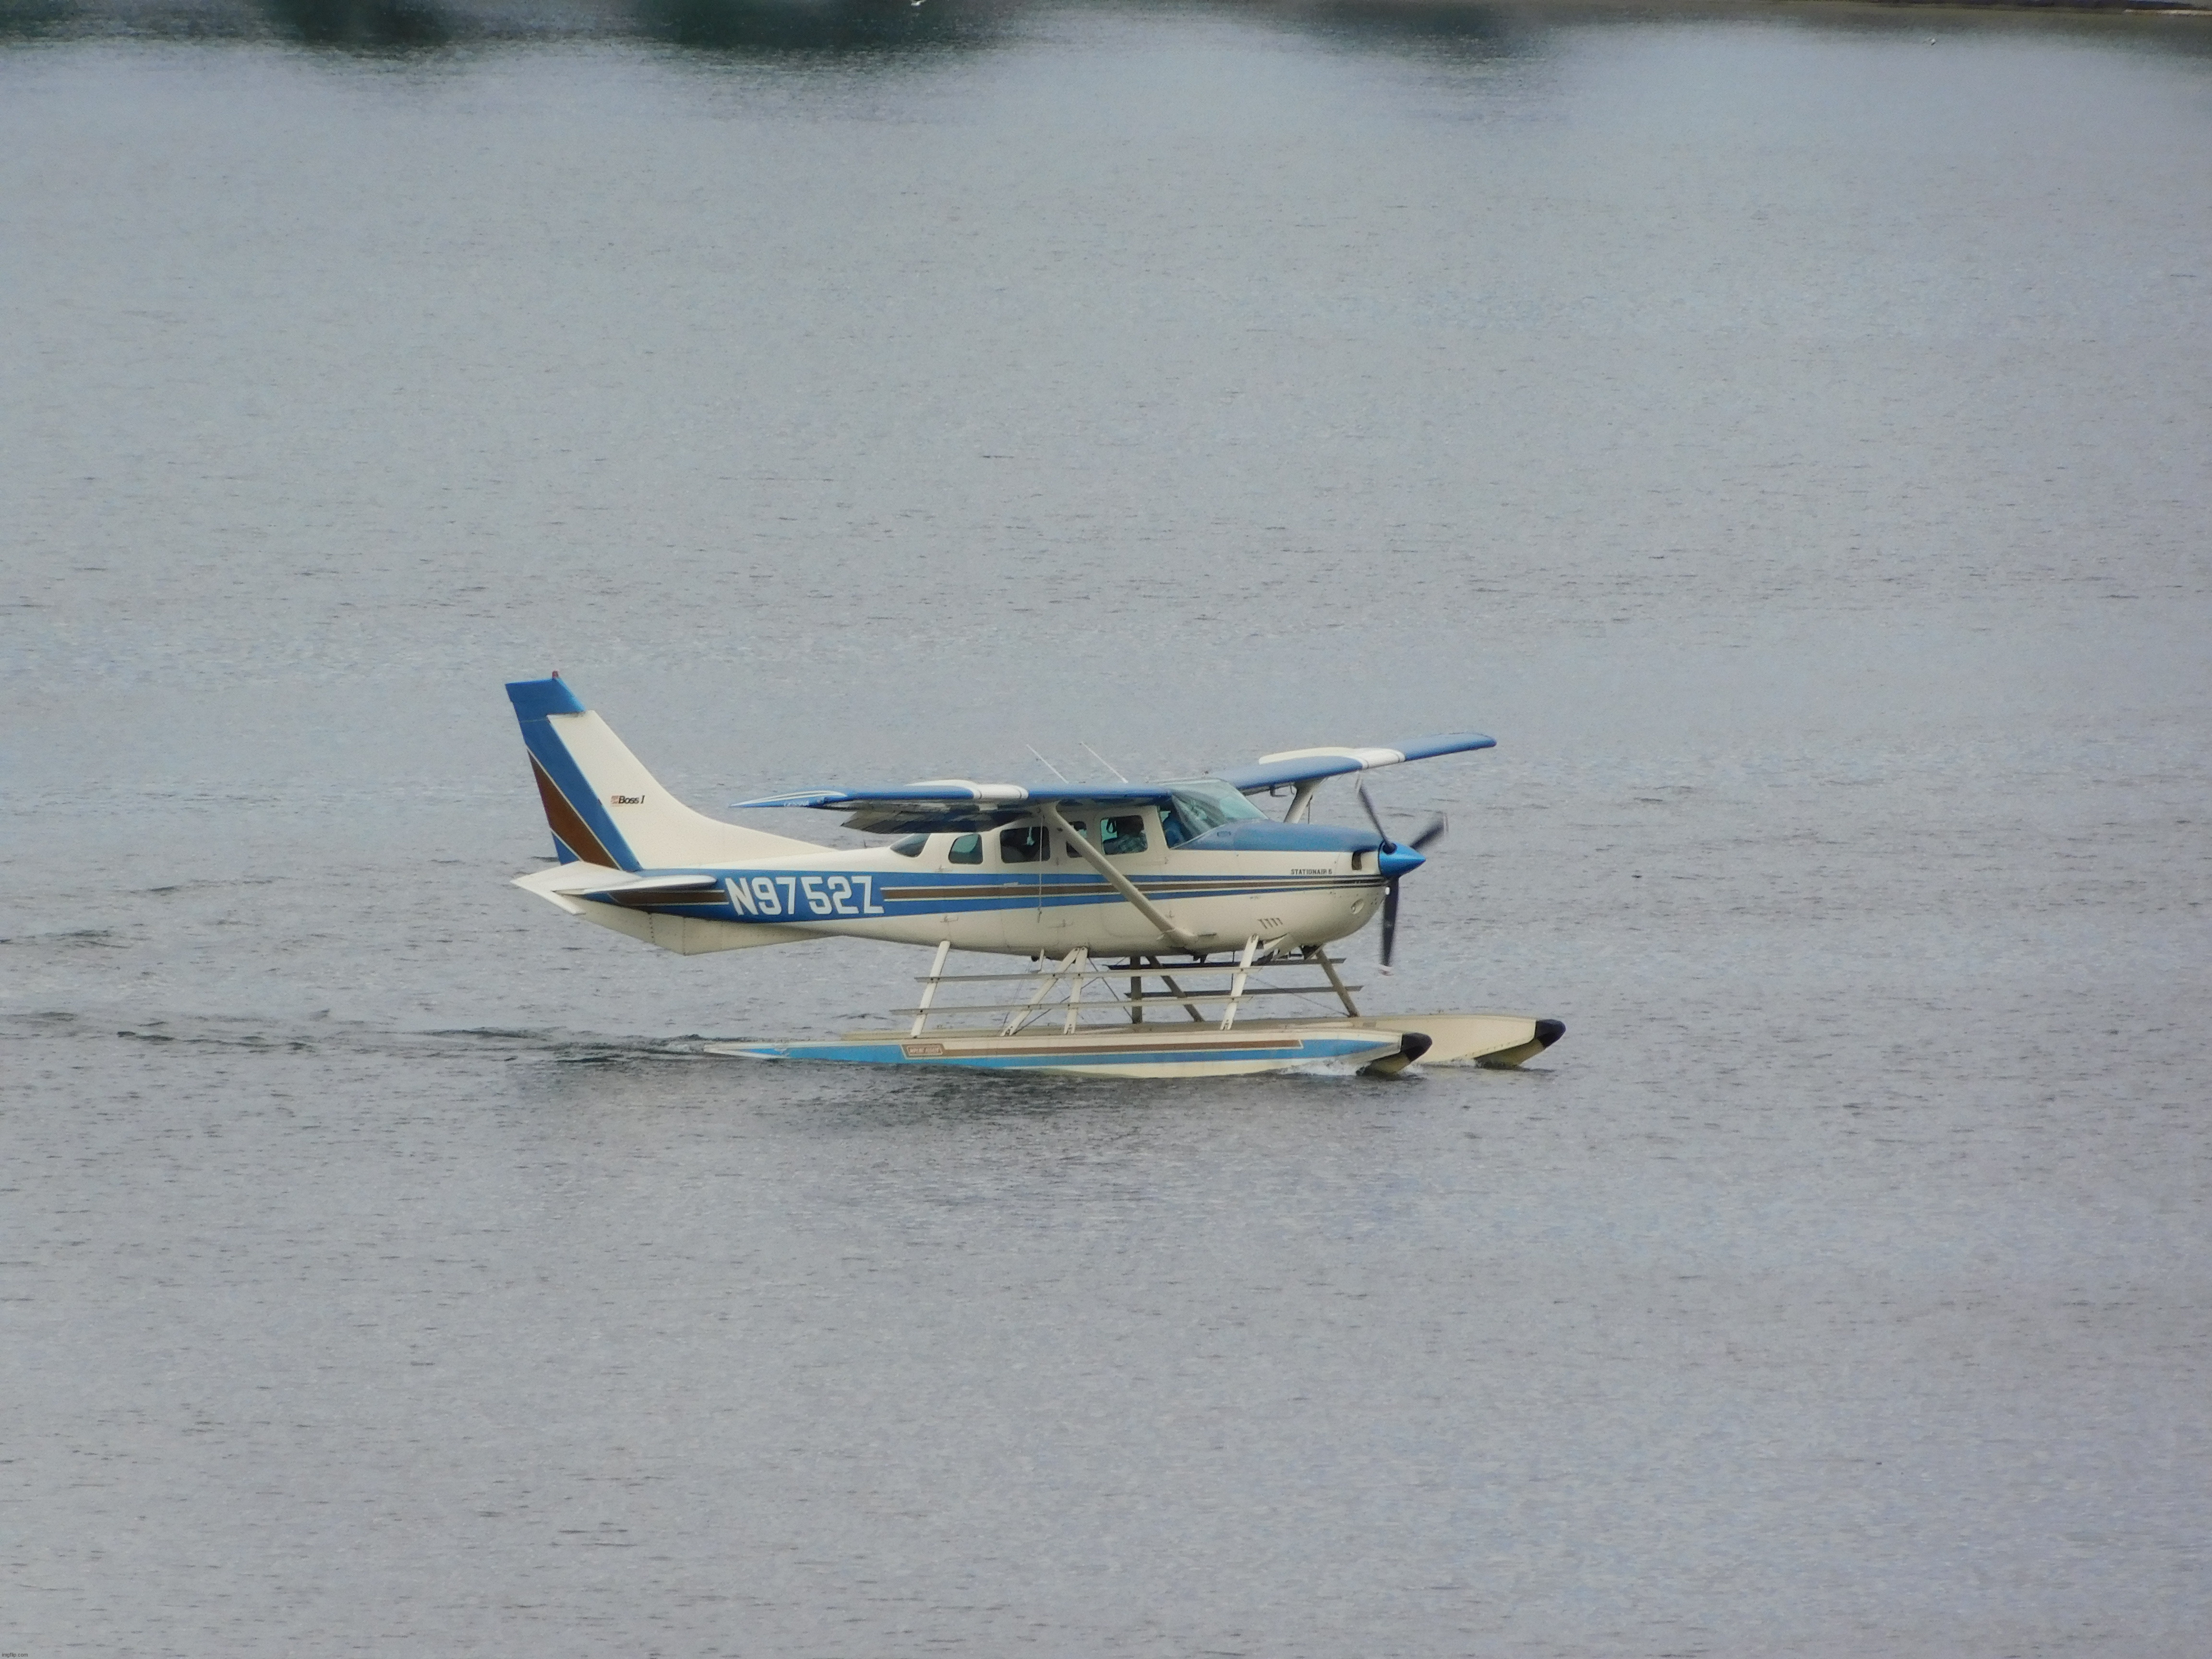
[577,872,726,896]
[533,861,633,895]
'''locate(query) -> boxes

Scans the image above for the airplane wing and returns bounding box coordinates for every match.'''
[732,781,1173,835]
[1216,733,1496,794]
[734,735,1495,832]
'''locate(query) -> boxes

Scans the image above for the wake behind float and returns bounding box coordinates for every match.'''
[505,675,1563,1080]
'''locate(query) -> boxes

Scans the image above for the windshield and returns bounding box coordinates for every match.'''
[1166,779,1265,835]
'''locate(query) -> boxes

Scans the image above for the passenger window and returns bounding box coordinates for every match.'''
[949,833,982,866]
[1101,814,1148,856]
[1062,821,1087,859]
[999,824,1046,865]
[890,834,927,858]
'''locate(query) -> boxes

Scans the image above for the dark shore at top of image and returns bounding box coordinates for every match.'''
[0,0,2206,59]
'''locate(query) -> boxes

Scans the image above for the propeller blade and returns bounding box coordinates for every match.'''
[1380,877,1400,969]
[1409,813,1448,853]
[1356,781,1395,850]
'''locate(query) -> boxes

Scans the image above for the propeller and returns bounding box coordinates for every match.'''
[1357,782,1447,970]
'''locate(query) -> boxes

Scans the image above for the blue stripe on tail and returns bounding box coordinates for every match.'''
[505,677,639,871]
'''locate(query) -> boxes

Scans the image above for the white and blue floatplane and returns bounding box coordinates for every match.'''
[505,675,1563,1078]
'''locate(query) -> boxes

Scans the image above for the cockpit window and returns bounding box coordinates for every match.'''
[1166,779,1264,835]
[890,834,927,858]
[948,833,982,866]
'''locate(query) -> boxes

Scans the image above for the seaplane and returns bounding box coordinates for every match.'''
[505,675,1563,1078]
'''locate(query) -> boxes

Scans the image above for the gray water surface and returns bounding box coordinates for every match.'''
[4,5,2210,1654]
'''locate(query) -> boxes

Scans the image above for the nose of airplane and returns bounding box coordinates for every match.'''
[1377,844,1426,880]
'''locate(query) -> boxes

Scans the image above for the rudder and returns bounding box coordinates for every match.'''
[505,676,819,870]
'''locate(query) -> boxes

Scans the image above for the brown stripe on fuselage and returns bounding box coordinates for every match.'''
[875,878,1363,906]
[530,754,623,869]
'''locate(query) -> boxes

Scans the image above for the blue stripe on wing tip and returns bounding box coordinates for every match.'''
[1398,732,1497,761]
[1218,733,1496,792]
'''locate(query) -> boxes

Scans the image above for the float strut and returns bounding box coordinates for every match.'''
[1151,957,1207,1023]
[1062,948,1090,1034]
[911,939,953,1037]
[1004,949,1079,1037]
[1313,945,1361,1019]
[1221,935,1259,1031]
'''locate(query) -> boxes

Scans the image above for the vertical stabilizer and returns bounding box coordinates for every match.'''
[505,677,820,869]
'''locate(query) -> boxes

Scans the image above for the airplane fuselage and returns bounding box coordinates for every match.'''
[519,802,1391,959]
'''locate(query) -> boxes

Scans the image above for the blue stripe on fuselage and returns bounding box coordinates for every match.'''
[584,868,1376,923]
[1177,822,1381,854]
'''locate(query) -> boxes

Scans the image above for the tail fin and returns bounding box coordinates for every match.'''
[506,676,820,870]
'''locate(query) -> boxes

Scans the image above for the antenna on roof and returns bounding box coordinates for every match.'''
[1081,742,1130,784]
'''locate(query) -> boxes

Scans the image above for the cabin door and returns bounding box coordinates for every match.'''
[996,822,1052,949]
[1051,811,1162,943]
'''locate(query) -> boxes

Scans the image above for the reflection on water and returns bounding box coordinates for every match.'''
[0,0,86,40]
[1266,0,1523,61]
[645,0,1015,55]
[0,0,1022,51]
[637,0,1011,56]
[262,0,450,47]
[2,0,2206,60]
[0,0,1539,61]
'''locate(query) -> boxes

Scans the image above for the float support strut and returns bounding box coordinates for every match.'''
[912,939,953,1037]
[1221,935,1259,1031]
[1313,946,1360,1019]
